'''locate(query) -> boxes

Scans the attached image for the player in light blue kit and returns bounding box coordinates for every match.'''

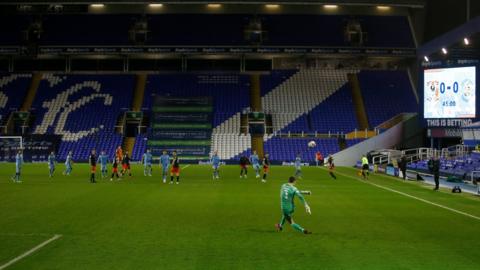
[97,151,109,178]
[11,150,23,183]
[63,151,73,176]
[250,150,261,178]
[210,151,221,180]
[294,153,303,179]
[160,150,170,183]
[143,149,153,176]
[48,151,56,178]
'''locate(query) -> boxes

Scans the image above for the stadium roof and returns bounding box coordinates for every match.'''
[419,16,480,61]
[0,0,426,8]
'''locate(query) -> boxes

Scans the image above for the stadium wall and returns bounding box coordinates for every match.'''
[331,113,420,166]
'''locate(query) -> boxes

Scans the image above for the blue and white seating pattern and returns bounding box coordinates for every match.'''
[31,74,134,160]
[358,70,417,128]
[408,152,480,177]
[232,137,339,163]
[215,68,355,160]
[0,74,31,122]
[132,133,148,161]
[0,69,417,163]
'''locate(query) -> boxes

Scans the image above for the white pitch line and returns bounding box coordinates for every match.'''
[333,170,480,222]
[181,165,191,170]
[0,234,62,270]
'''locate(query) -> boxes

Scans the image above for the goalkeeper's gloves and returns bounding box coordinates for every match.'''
[305,204,311,215]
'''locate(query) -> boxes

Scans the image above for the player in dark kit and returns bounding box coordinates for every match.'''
[122,152,132,177]
[239,155,249,178]
[110,157,121,181]
[262,153,270,183]
[327,155,337,179]
[170,151,180,184]
[89,149,97,183]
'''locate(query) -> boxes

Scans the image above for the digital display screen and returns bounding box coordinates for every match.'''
[424,66,476,119]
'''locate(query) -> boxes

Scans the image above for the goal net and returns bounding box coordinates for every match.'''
[0,136,23,162]
[0,135,60,162]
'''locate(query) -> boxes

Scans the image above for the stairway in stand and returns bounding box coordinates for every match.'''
[249,74,264,158]
[123,74,147,155]
[348,73,369,130]
[4,73,41,135]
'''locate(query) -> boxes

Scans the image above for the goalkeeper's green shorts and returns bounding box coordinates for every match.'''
[282,208,294,220]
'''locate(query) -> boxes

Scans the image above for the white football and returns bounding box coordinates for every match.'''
[308,141,317,148]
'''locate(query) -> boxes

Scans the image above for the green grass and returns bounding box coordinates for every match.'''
[1,164,480,270]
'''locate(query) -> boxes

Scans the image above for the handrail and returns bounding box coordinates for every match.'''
[372,155,389,165]
[470,171,480,184]
[470,171,480,194]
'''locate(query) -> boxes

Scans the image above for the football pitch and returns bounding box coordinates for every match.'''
[1,163,480,270]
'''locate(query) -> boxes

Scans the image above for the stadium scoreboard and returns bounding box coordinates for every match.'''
[421,62,478,130]
[423,66,476,119]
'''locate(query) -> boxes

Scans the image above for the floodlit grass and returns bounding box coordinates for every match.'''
[1,163,480,269]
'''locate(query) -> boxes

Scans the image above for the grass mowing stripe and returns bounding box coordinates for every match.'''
[0,234,62,270]
[330,168,480,222]
[0,233,54,237]
[1,164,480,269]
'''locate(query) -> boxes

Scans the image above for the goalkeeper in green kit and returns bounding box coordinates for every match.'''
[275,176,312,234]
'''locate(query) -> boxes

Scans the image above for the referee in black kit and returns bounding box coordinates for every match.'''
[89,149,97,183]
[428,156,440,190]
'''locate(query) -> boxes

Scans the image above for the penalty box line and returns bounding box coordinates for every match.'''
[0,234,62,270]
[329,169,480,222]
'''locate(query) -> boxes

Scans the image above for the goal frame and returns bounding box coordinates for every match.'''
[0,136,23,162]
[0,136,23,149]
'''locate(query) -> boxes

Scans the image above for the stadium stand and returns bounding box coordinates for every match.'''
[275,70,418,135]
[206,71,299,160]
[280,83,358,134]
[31,74,134,160]
[232,137,339,162]
[309,84,358,133]
[280,114,310,133]
[0,14,414,48]
[132,133,148,161]
[0,69,416,162]
[358,70,418,128]
[212,133,252,161]
[214,69,355,161]
[346,138,366,147]
[264,69,356,132]
[260,70,298,96]
[144,74,250,128]
[0,74,31,123]
[407,152,480,178]
[264,137,339,162]
[213,68,417,162]
[148,96,213,160]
